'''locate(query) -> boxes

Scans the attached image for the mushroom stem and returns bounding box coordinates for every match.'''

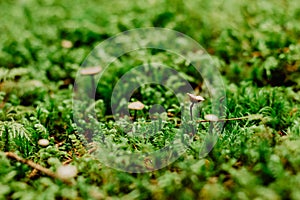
[80,66,102,99]
[187,93,204,121]
[190,102,194,120]
[133,110,137,121]
[128,101,145,121]
[209,122,214,135]
[90,75,95,98]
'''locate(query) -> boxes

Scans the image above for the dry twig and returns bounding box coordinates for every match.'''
[5,152,72,185]
[196,115,262,123]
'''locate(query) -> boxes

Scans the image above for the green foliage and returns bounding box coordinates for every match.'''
[0,0,300,199]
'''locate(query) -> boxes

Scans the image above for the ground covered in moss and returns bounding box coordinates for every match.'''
[1,0,300,199]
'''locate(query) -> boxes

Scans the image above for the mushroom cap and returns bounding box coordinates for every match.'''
[38,139,50,147]
[61,39,73,48]
[80,66,102,75]
[204,114,219,122]
[56,165,78,179]
[187,93,205,103]
[128,101,145,110]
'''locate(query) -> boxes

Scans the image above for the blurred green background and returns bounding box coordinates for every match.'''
[1,0,299,89]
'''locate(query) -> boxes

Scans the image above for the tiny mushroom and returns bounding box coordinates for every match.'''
[80,66,102,76]
[128,101,145,120]
[56,165,78,180]
[204,114,219,122]
[205,114,219,135]
[80,66,102,98]
[187,93,205,103]
[61,39,73,48]
[128,101,145,110]
[187,93,205,120]
[38,139,50,147]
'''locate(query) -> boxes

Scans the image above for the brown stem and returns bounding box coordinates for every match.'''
[5,152,72,185]
[196,115,261,123]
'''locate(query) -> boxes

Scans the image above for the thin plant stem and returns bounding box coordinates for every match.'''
[90,75,95,98]
[133,110,137,121]
[190,102,194,120]
[196,115,261,123]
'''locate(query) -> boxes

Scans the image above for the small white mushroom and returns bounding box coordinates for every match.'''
[38,139,49,147]
[204,114,219,122]
[61,40,73,48]
[80,66,102,98]
[187,93,205,120]
[128,101,145,120]
[187,93,205,103]
[80,66,102,76]
[56,165,78,180]
[128,101,145,110]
